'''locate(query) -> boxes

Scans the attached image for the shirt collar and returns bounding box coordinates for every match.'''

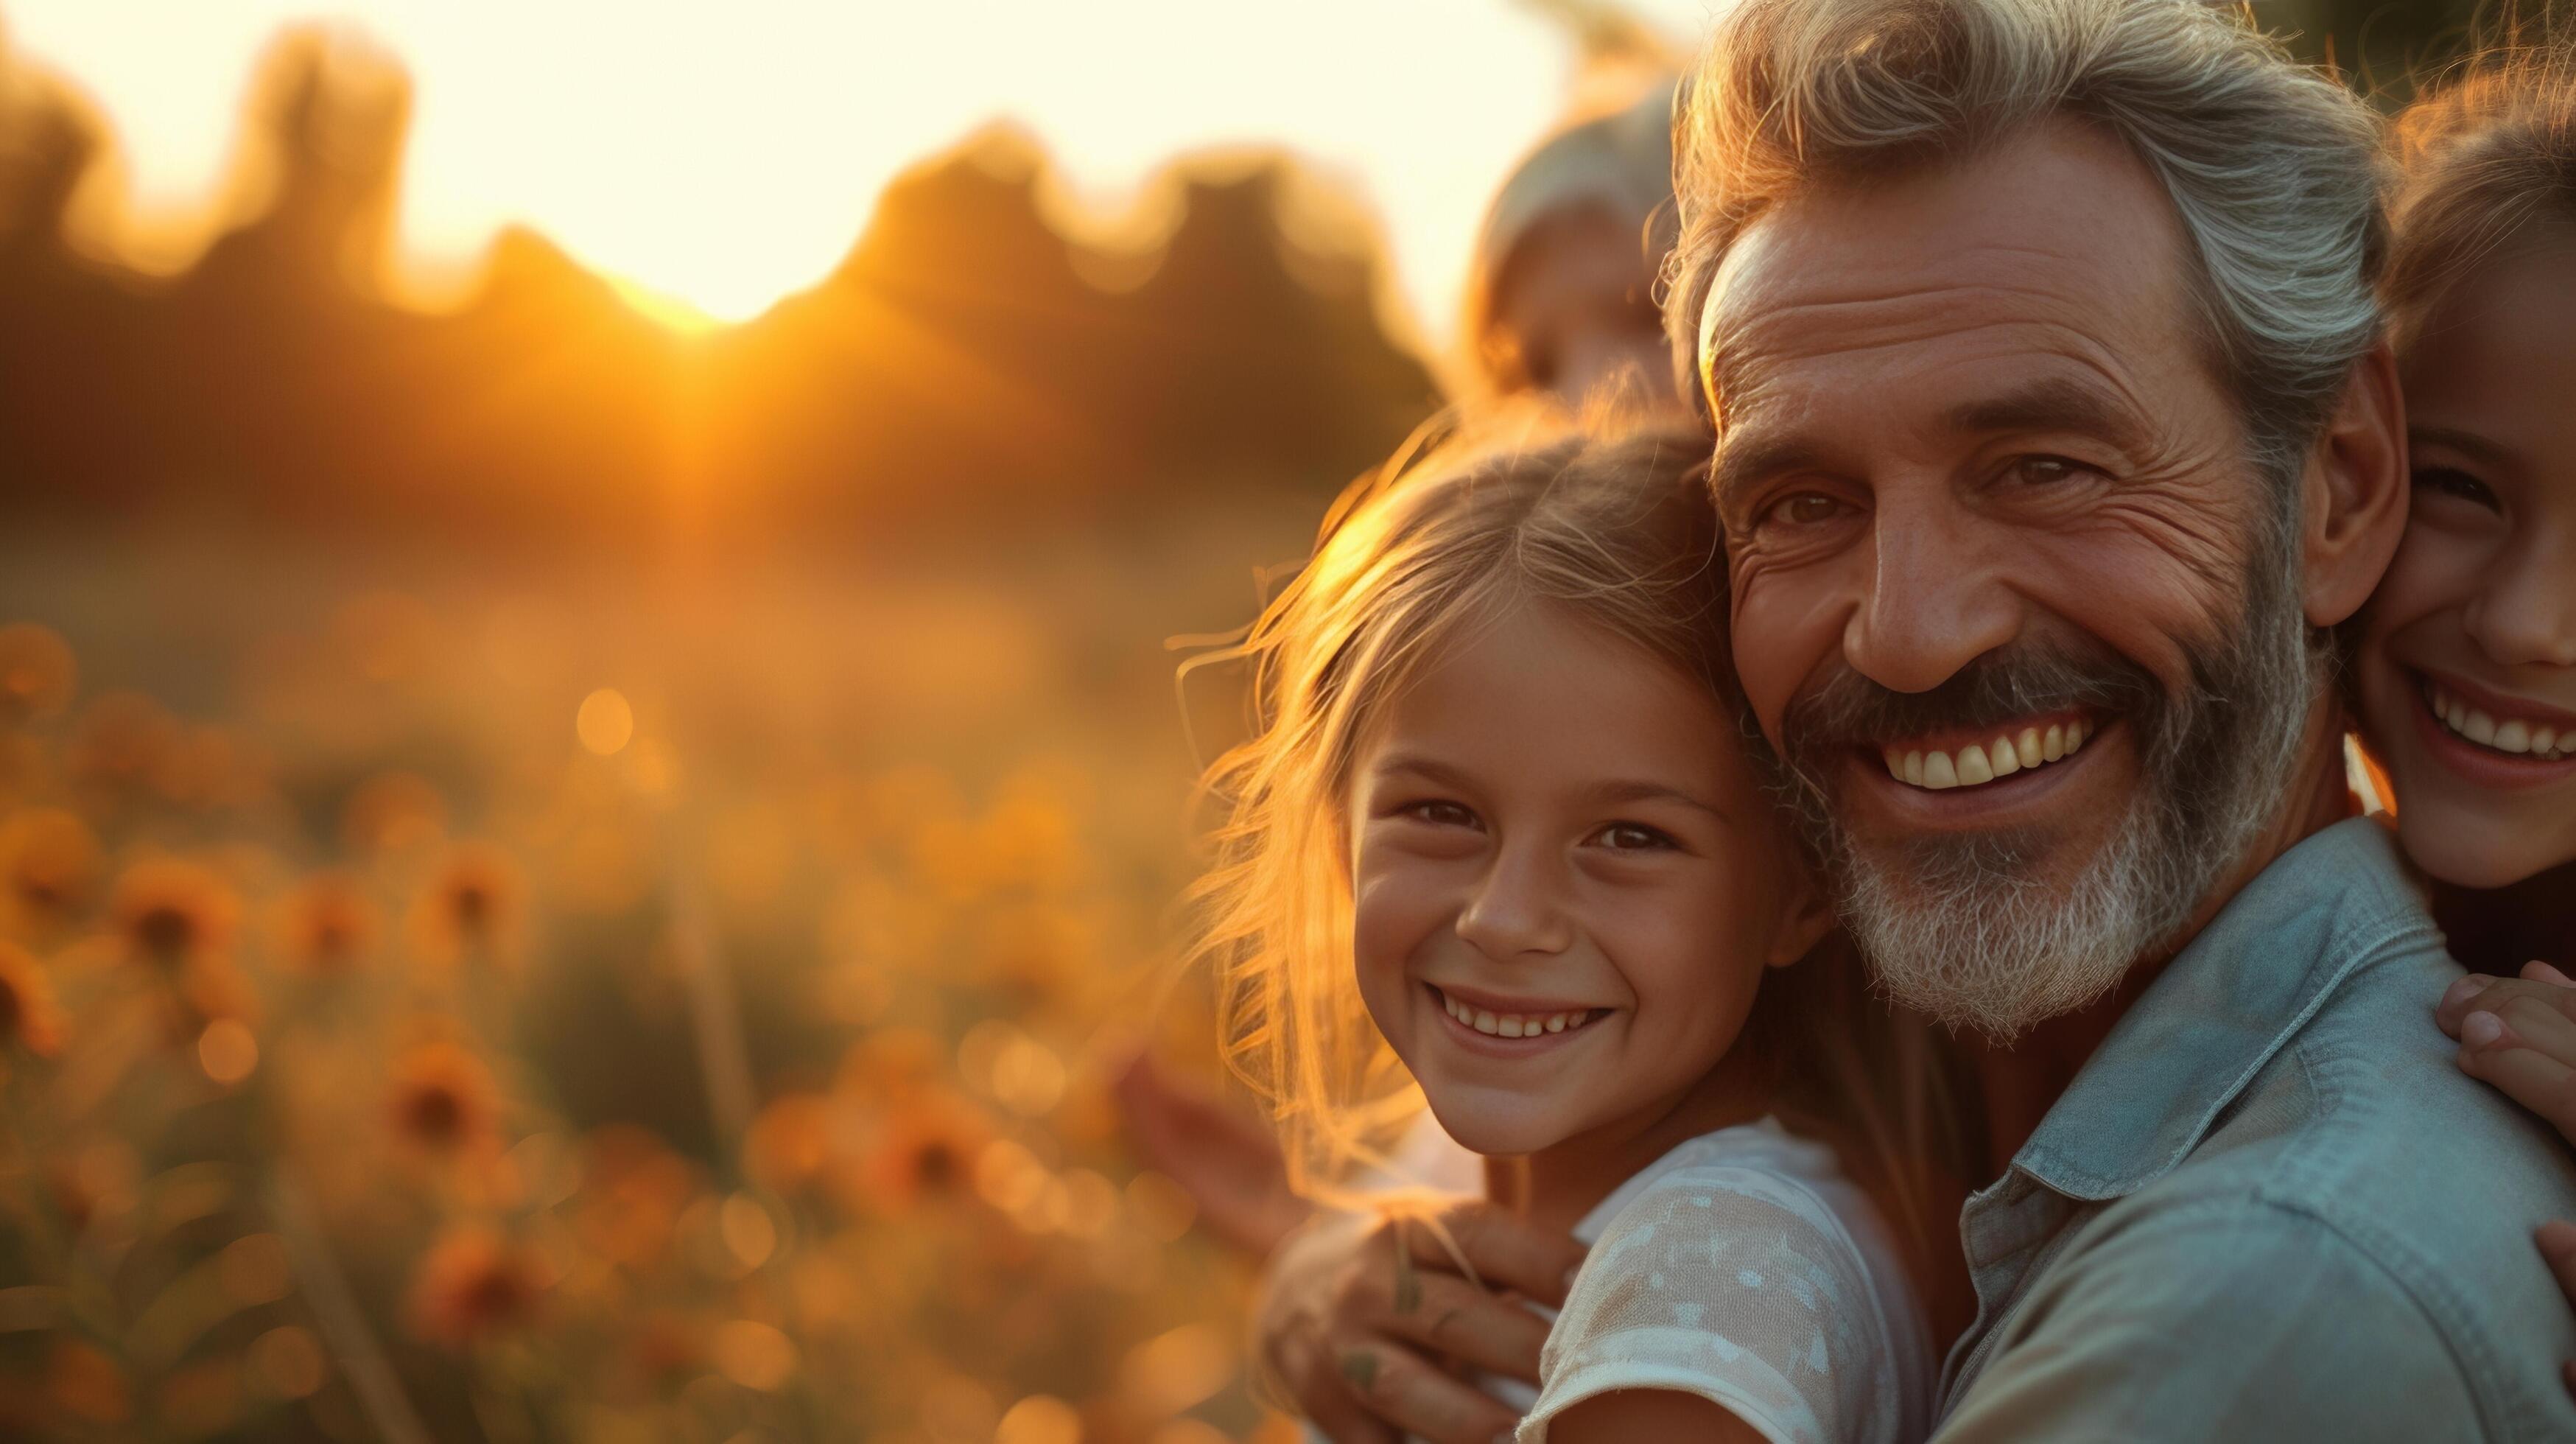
[2010,817,2443,1202]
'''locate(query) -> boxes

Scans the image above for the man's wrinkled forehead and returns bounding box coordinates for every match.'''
[1694,122,2203,427]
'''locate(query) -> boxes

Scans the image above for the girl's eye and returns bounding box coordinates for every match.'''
[2412,465,2502,513]
[1400,800,1479,830]
[1764,492,1846,528]
[1591,821,1677,852]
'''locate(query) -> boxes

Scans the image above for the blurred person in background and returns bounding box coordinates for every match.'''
[1456,80,1680,411]
[1115,76,1685,1261]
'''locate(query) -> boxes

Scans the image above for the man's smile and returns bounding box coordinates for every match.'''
[1874,708,2105,791]
[1832,712,2130,836]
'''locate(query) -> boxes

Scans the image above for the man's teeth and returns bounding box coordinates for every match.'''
[1439,990,1596,1038]
[1882,720,2090,792]
[2425,680,2576,759]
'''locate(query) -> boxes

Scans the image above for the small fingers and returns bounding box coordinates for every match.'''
[1334,1341,1520,1444]
[2457,1029,2576,1146]
[2439,975,2502,1034]
[2524,960,2576,988]
[1415,1203,1588,1308]
[2439,976,2576,1037]
[2535,1220,2576,1303]
[1378,1269,1552,1383]
[2496,992,2576,1065]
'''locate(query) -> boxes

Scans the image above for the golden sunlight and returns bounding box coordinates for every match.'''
[1,0,1708,332]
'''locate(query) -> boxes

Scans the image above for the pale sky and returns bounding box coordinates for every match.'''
[0,0,1719,337]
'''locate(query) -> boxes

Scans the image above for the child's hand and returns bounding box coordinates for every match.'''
[2438,961,2576,1142]
[2441,963,2576,1403]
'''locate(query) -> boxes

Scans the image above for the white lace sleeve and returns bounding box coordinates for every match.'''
[1516,1163,1915,1444]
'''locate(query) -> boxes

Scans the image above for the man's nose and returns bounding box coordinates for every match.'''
[1842,496,2022,694]
[1454,839,1573,961]
[2463,530,2576,669]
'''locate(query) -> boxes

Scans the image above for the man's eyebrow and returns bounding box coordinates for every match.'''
[2408,424,2515,468]
[1943,376,2152,452]
[1710,430,1833,508]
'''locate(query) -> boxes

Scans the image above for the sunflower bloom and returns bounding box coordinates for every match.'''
[0,808,99,928]
[274,872,379,976]
[854,1084,995,1216]
[109,859,239,972]
[408,843,522,968]
[387,1041,501,1155]
[407,1227,545,1350]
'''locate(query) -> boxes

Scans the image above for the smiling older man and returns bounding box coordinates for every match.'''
[1669,1,2576,1436]
[1250,2,2576,1441]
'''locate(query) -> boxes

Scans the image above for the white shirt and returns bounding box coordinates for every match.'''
[1517,1118,1931,1444]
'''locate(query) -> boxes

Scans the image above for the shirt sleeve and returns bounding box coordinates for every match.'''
[1934,1198,2479,1442]
[1518,1165,1912,1444]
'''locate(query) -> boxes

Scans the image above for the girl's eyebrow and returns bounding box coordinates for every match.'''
[2409,424,2515,467]
[1373,754,1730,821]
[1587,779,1730,821]
[1367,754,1477,790]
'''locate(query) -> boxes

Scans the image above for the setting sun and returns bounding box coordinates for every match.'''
[0,0,1705,332]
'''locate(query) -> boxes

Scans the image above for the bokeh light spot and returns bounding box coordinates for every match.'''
[719,1193,778,1271]
[711,1319,797,1391]
[996,1393,1084,1444]
[248,1325,326,1400]
[1118,1322,1232,1420]
[576,688,634,756]
[197,1019,259,1084]
[1124,1171,1198,1244]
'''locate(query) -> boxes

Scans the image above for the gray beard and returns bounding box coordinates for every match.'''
[1777,519,2329,1042]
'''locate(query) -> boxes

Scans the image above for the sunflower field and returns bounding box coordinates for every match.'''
[0,510,1314,1443]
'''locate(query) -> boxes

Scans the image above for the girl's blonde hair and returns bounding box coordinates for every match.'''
[1186,413,1962,1261]
[2387,27,2576,348]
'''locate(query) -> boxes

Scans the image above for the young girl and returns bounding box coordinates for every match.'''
[2354,41,2576,981]
[1193,418,1945,1443]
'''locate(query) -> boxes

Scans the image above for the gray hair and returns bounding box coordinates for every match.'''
[1666,0,2390,490]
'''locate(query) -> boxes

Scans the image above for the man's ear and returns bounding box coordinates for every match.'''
[2301,343,2410,628]
[1764,867,1841,971]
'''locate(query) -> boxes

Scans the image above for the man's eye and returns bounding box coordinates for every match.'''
[1400,800,1479,829]
[1764,493,1845,527]
[2006,455,2096,487]
[2412,465,2502,513]
[1591,822,1677,852]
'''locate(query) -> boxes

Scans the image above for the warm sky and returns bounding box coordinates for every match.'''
[1,0,1716,337]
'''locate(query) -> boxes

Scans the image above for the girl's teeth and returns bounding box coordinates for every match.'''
[1882,721,2099,793]
[2424,680,2576,759]
[1437,991,1593,1038]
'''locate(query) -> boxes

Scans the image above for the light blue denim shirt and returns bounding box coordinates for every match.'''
[1934,818,2576,1441]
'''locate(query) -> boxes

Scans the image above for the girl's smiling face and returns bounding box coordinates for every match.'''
[1345,598,1828,1159]
[2356,229,2576,888]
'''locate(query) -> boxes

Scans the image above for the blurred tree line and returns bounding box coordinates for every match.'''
[0,26,1439,550]
[0,3,2486,552]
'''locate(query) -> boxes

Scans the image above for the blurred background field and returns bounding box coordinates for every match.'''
[0,1,2482,1440]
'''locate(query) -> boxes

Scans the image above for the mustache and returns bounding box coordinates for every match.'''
[1777,637,2166,765]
